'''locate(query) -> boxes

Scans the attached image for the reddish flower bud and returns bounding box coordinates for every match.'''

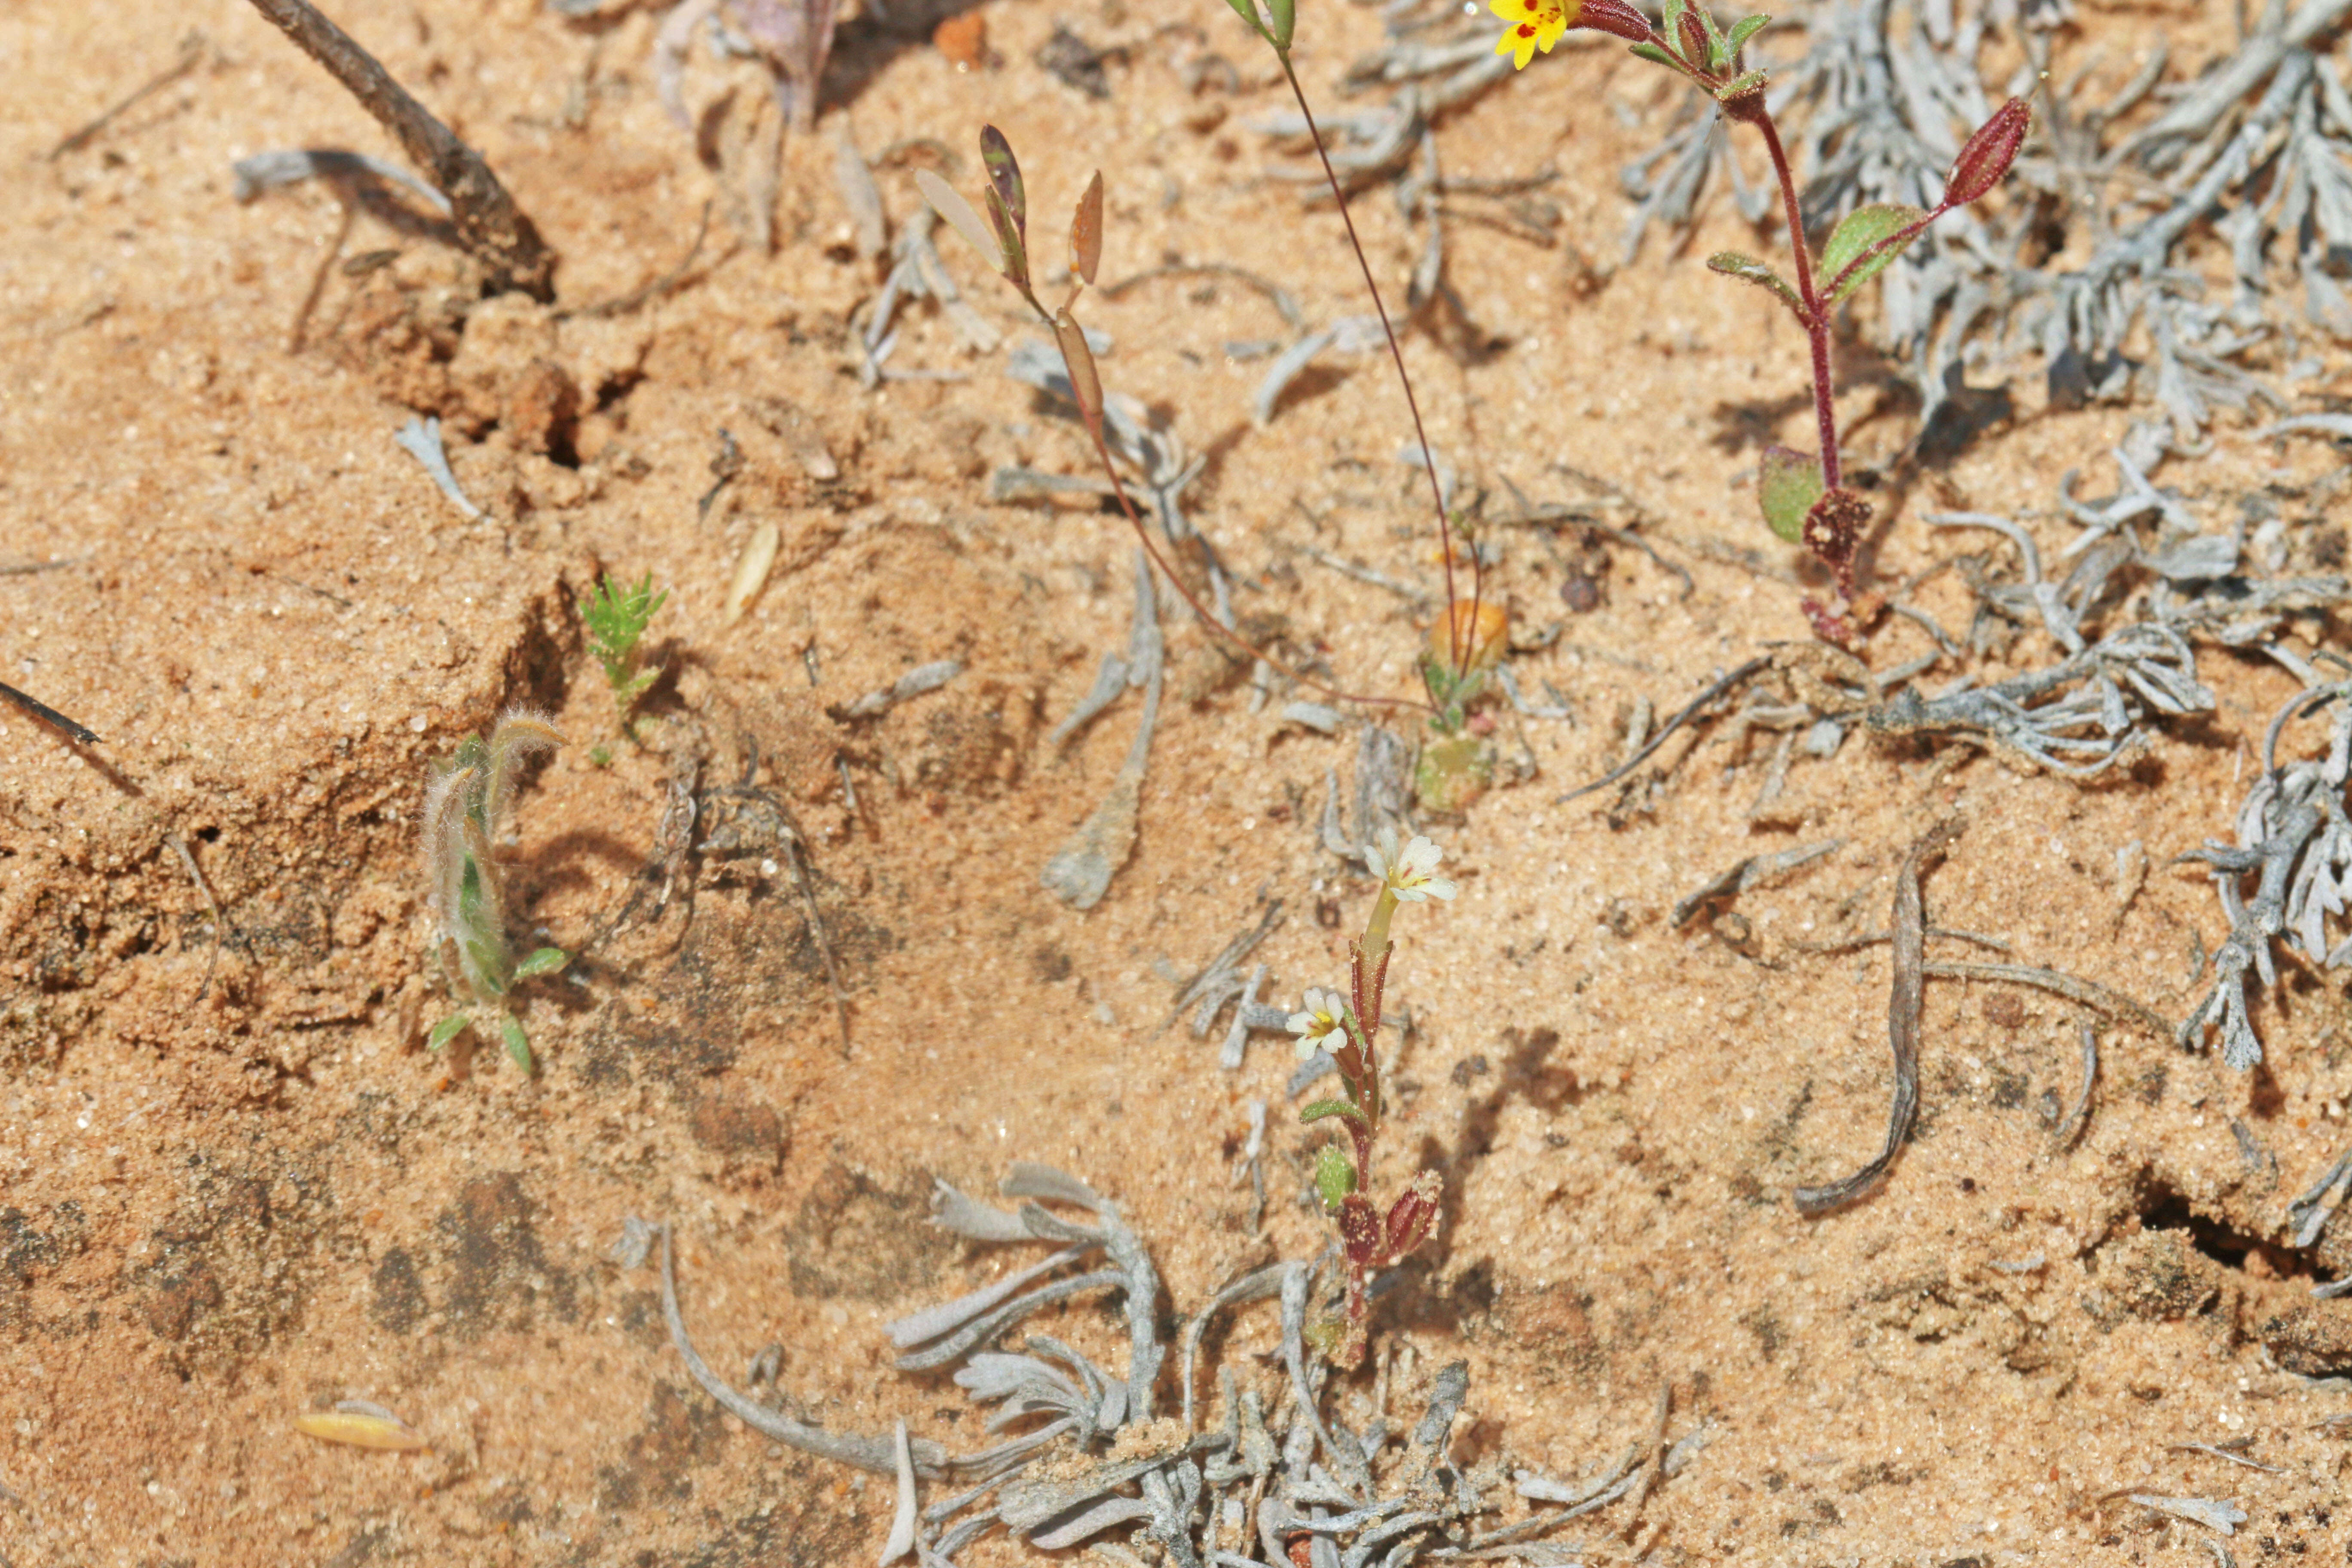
[1943,98,2030,210]
[1675,9,1708,64]
[1338,1193,1383,1268]
[1383,1170,1443,1260]
[1569,0,1652,42]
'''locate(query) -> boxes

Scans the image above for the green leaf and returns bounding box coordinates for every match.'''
[462,933,510,997]
[1724,13,1770,60]
[427,1014,471,1052]
[1629,40,1679,68]
[512,946,569,982]
[1819,202,1929,304]
[1263,0,1294,49]
[1711,67,1768,102]
[1314,1144,1357,1210]
[1695,3,1731,70]
[1218,0,1272,42]
[1705,250,1807,320]
[1299,1098,1369,1127]
[501,1015,534,1075]
[1759,446,1825,545]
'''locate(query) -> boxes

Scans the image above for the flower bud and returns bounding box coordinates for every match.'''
[1675,8,1709,64]
[1427,599,1508,672]
[1944,98,2030,210]
[1569,0,1652,41]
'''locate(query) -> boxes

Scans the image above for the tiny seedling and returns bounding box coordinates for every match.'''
[1286,827,1454,1366]
[582,571,668,737]
[1498,0,2027,643]
[421,710,569,1073]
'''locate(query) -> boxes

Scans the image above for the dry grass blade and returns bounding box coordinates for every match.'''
[52,32,204,160]
[1557,658,1772,804]
[1795,820,1959,1215]
[1923,961,2174,1042]
[165,833,226,1004]
[2055,1022,2098,1148]
[0,681,101,746]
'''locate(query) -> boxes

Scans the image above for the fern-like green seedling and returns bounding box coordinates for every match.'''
[423,709,569,1074]
[582,573,667,735]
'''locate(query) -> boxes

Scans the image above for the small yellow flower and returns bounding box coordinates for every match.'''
[1489,0,1570,69]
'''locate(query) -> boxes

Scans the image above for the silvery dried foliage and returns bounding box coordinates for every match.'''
[2182,670,2352,1071]
[1619,0,2352,439]
[1868,621,2212,776]
[652,1165,1663,1565]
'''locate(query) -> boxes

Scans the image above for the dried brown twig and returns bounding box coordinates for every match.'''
[0,682,101,747]
[242,0,554,300]
[1795,818,1959,1215]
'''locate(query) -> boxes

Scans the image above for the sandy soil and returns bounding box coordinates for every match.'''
[4,0,2352,1563]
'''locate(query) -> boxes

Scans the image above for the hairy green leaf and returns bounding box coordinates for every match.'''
[1314,1144,1357,1210]
[1706,250,1806,320]
[501,1015,534,1075]
[1724,14,1770,60]
[427,1014,471,1052]
[1695,3,1731,70]
[512,946,568,982]
[1819,203,1929,303]
[1299,1098,1369,1127]
[1629,40,1680,68]
[1759,446,1824,545]
[1711,67,1768,102]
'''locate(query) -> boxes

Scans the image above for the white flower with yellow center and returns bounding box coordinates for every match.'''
[1287,988,1349,1061]
[1365,827,1458,903]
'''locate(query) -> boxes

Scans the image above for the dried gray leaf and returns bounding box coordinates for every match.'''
[1032,1496,1156,1550]
[393,416,483,521]
[930,1179,1036,1243]
[888,1246,1088,1348]
[1052,653,1132,747]
[1284,702,1344,735]
[2055,1023,2098,1147]
[2289,1148,2352,1248]
[1044,552,1160,910]
[2126,1494,2247,1536]
[232,147,451,215]
[835,126,887,262]
[845,660,962,718]
[661,1224,944,1475]
[1179,1264,1290,1432]
[881,1419,918,1564]
[1670,840,1842,928]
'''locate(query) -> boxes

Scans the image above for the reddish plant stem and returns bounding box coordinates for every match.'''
[1752,108,1841,494]
[1277,55,1480,673]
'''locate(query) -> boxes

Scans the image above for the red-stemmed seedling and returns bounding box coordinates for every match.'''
[1494,0,2027,644]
